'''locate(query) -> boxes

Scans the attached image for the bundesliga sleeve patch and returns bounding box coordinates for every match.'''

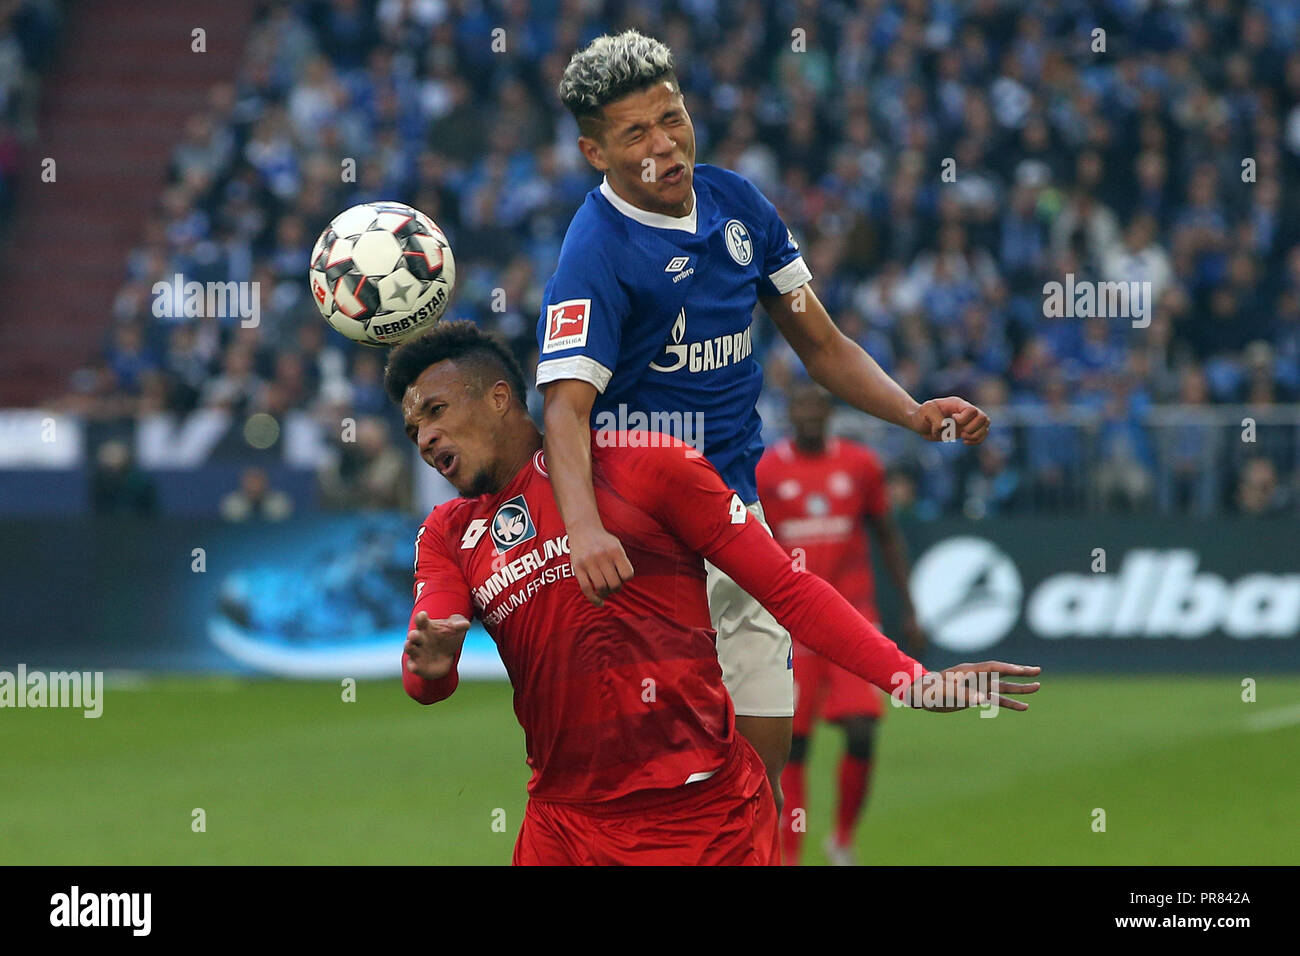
[542,298,591,354]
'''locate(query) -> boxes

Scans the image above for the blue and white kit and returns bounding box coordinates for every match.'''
[537,163,813,716]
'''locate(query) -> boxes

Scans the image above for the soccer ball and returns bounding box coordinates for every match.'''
[309,201,456,347]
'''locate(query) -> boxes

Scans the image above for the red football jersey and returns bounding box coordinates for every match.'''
[404,432,923,807]
[756,437,888,621]
[407,438,745,805]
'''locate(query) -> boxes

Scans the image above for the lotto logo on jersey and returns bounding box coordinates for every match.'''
[490,495,537,553]
[542,299,590,353]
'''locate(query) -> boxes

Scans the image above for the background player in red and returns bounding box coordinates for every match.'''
[757,384,927,866]
[388,321,1040,865]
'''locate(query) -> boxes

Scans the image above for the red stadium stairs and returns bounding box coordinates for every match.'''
[0,1,257,406]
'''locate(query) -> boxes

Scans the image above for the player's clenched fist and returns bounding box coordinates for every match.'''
[908,397,991,446]
[404,612,471,680]
[567,522,634,606]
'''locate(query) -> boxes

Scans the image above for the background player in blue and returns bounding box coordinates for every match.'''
[536,30,991,808]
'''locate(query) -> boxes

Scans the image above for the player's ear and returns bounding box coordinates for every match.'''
[490,380,513,415]
[577,135,607,172]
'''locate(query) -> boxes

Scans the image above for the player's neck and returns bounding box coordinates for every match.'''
[794,436,827,456]
[490,426,544,494]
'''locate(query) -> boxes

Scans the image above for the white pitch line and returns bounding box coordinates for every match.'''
[1245,703,1300,732]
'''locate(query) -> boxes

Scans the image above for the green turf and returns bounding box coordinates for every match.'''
[0,675,1295,864]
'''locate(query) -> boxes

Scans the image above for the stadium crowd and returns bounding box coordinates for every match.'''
[0,0,59,229]
[47,0,1300,517]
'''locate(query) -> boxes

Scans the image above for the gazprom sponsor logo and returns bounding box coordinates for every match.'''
[648,308,754,374]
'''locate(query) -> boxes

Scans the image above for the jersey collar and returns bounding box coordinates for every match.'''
[599,176,698,234]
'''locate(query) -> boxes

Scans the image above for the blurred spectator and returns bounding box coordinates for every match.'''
[1235,457,1290,516]
[105,323,158,396]
[200,342,264,413]
[220,466,293,521]
[91,440,157,516]
[959,435,1022,519]
[319,416,412,511]
[1024,374,1085,511]
[347,352,390,418]
[1093,374,1155,512]
[1156,366,1224,516]
[885,465,923,521]
[1101,214,1173,306]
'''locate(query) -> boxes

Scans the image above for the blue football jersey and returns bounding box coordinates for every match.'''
[535,164,811,503]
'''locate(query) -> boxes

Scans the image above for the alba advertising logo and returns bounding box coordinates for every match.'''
[910,537,1023,652]
[912,537,1300,652]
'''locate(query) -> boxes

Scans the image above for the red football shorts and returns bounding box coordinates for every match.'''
[512,735,780,866]
[791,642,885,737]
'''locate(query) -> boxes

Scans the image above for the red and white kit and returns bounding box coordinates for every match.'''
[404,433,923,865]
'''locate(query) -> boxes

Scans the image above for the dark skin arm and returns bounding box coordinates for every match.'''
[865,511,926,655]
[541,379,634,605]
[759,285,990,443]
[542,283,985,608]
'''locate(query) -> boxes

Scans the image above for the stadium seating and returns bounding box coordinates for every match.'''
[1,0,1298,518]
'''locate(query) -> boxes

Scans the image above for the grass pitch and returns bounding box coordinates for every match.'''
[1,675,1296,865]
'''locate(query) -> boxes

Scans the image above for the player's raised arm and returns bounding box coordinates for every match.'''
[759,285,990,445]
[639,443,1037,711]
[710,505,1039,711]
[541,381,635,606]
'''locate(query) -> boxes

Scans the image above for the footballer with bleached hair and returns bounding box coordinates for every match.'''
[557,29,678,120]
[536,27,994,817]
[556,29,691,217]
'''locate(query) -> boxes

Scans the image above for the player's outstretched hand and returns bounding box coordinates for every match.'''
[909,397,990,445]
[902,661,1041,713]
[567,522,634,607]
[404,612,471,680]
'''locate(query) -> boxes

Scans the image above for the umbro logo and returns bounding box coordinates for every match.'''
[665,256,696,282]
